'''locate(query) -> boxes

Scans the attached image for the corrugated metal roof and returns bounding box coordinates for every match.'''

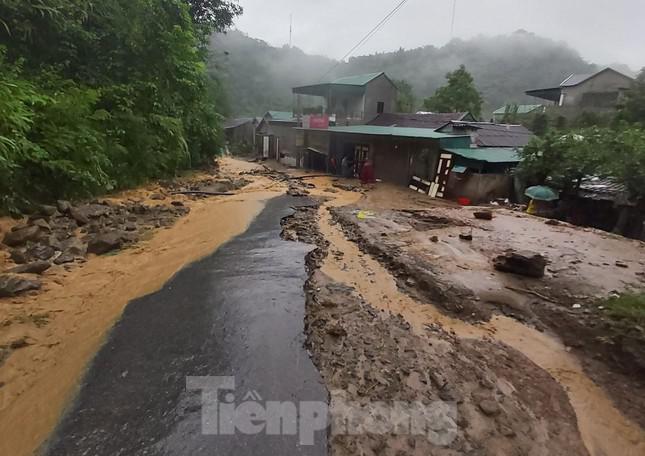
[367,112,471,129]
[492,104,544,115]
[327,125,461,139]
[267,111,295,121]
[560,73,594,87]
[444,147,521,163]
[224,117,255,129]
[331,72,384,86]
[578,176,627,201]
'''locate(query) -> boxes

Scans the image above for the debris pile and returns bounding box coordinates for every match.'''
[0,198,191,296]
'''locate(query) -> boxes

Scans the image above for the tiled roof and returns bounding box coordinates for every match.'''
[439,121,533,148]
[492,104,544,115]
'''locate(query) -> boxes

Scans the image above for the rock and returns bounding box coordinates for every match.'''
[615,260,629,268]
[31,219,51,232]
[69,207,90,225]
[494,250,547,278]
[149,193,165,200]
[39,205,57,216]
[9,249,28,265]
[326,325,347,337]
[0,274,41,297]
[9,337,30,349]
[459,233,473,241]
[473,210,493,220]
[170,200,184,207]
[124,222,137,232]
[43,234,64,251]
[87,232,123,255]
[26,244,56,261]
[8,261,51,275]
[56,200,72,214]
[54,238,86,264]
[430,235,439,243]
[478,399,501,416]
[545,219,560,226]
[2,225,42,247]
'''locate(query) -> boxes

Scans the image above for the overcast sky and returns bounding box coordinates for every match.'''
[233,0,644,70]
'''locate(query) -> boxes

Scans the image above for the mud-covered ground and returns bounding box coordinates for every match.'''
[282,196,590,455]
[330,203,645,430]
[280,174,644,456]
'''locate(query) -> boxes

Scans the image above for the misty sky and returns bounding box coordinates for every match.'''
[234,0,644,70]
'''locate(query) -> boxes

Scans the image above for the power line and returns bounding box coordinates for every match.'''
[319,0,411,81]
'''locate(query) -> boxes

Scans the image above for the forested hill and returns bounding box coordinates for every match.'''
[211,30,605,117]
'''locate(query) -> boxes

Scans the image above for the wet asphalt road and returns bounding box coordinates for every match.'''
[43,195,327,456]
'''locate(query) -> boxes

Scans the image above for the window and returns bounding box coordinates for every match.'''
[377,101,385,114]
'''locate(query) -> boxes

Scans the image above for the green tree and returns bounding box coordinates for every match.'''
[617,68,645,125]
[0,0,241,212]
[394,79,415,113]
[422,65,483,118]
[530,113,549,136]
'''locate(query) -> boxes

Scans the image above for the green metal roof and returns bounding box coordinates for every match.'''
[267,111,294,121]
[444,147,521,163]
[331,72,384,86]
[493,104,543,115]
[328,125,461,140]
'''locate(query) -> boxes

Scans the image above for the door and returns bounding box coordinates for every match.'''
[430,153,453,198]
[354,144,369,176]
[262,136,269,158]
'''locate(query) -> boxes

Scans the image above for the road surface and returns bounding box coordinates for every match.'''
[43,195,327,456]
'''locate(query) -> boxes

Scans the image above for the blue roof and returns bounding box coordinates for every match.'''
[444,147,521,163]
[266,111,294,121]
[331,72,384,86]
[328,125,462,140]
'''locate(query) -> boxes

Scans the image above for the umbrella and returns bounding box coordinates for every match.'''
[525,185,559,201]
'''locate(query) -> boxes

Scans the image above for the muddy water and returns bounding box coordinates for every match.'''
[313,186,645,456]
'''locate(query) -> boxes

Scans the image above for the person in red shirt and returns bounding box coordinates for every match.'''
[360,159,375,184]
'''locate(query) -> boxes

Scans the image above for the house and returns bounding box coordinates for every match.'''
[292,72,397,126]
[256,111,298,163]
[296,125,470,197]
[367,112,475,129]
[223,117,258,151]
[525,67,634,109]
[492,104,545,123]
[434,121,532,203]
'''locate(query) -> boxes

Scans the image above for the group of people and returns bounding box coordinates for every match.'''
[329,155,375,184]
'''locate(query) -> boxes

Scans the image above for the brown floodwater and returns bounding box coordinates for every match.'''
[311,181,645,456]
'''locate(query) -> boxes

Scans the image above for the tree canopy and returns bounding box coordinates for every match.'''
[394,79,416,113]
[422,65,483,118]
[0,0,241,213]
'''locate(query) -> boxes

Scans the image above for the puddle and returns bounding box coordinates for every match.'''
[314,189,645,456]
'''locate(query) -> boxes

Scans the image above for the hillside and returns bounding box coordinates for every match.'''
[210,30,599,117]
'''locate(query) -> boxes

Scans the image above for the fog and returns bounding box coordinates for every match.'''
[234,0,644,71]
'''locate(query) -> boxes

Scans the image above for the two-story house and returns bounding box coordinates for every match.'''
[292,72,397,126]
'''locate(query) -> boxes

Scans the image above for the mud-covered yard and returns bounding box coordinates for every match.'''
[283,176,645,456]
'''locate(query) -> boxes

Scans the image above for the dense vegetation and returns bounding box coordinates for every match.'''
[212,29,624,117]
[0,0,240,213]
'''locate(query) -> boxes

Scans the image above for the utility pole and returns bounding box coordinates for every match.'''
[289,14,293,47]
[450,0,457,38]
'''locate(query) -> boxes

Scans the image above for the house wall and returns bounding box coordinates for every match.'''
[445,173,513,203]
[226,122,255,146]
[561,71,633,107]
[363,74,397,122]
